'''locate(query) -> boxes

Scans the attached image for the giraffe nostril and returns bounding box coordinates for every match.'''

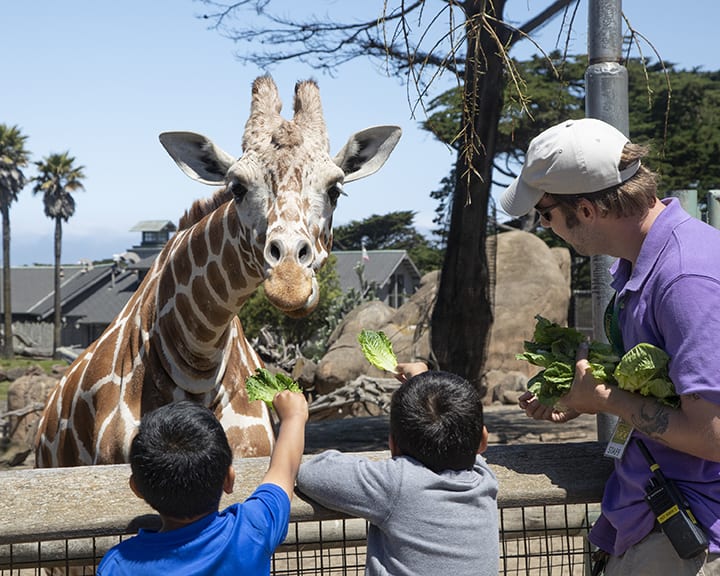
[267,240,283,264]
[297,240,312,266]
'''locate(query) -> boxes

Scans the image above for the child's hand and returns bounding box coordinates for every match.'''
[394,362,429,383]
[272,390,309,424]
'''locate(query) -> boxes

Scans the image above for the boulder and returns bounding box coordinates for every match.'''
[313,230,570,396]
[2,367,58,466]
[487,230,570,376]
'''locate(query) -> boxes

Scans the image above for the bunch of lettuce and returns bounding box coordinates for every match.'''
[614,343,679,407]
[517,315,679,408]
[358,329,398,373]
[245,368,302,409]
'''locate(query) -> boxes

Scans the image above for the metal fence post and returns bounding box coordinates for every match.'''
[706,190,720,229]
[586,0,624,442]
[670,190,700,220]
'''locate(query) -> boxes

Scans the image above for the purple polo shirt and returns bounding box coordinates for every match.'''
[589,198,720,556]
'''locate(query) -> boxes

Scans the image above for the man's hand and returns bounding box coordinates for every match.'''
[518,390,581,423]
[518,341,594,423]
[559,341,615,415]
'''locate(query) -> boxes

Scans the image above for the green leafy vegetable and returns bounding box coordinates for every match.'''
[357,329,398,373]
[614,343,679,407]
[517,316,620,406]
[516,315,680,409]
[245,368,302,409]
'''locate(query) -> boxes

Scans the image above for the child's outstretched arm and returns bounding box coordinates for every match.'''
[261,390,309,500]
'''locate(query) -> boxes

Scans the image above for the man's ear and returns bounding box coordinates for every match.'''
[223,465,236,495]
[577,198,596,221]
[477,426,489,455]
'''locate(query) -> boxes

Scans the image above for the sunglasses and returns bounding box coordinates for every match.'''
[536,201,560,222]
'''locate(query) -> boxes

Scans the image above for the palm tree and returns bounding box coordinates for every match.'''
[32,152,85,359]
[0,124,31,358]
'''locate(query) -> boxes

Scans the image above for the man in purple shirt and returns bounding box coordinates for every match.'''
[501,118,720,576]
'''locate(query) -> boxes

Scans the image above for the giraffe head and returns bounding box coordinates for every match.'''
[160,75,401,318]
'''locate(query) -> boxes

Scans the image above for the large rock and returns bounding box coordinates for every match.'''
[313,230,570,396]
[487,230,570,376]
[2,367,59,466]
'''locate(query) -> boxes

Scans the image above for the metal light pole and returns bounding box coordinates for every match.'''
[585,0,625,442]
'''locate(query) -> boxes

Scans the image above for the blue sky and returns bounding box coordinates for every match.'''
[3,1,718,266]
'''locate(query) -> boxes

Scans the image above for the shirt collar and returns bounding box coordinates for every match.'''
[610,197,689,293]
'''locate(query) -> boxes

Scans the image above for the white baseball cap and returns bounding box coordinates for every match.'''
[500,118,641,217]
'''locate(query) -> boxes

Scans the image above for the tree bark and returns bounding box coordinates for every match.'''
[53,217,63,359]
[2,204,12,358]
[430,0,510,383]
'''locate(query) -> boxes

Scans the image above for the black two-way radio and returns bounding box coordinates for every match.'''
[637,439,708,559]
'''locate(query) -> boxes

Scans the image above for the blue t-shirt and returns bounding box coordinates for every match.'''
[97,483,290,575]
[590,198,720,556]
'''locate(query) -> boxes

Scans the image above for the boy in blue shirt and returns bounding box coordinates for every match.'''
[97,392,307,575]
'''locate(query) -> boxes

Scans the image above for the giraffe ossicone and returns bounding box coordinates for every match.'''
[34,75,401,468]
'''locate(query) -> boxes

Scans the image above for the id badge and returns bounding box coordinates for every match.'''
[604,419,634,459]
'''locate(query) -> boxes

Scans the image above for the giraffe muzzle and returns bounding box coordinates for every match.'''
[263,260,319,318]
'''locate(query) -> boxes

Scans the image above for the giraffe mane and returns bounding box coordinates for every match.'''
[178,188,233,230]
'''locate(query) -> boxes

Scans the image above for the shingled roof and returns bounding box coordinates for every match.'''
[331,250,421,296]
[1,265,112,318]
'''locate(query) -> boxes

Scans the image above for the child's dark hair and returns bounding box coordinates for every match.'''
[130,400,232,519]
[390,371,484,473]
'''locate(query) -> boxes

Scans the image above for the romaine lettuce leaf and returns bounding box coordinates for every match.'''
[358,329,398,373]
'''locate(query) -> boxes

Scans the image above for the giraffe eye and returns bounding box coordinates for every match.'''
[327,182,345,206]
[228,180,248,202]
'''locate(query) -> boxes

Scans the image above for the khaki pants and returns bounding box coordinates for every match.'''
[602,531,720,576]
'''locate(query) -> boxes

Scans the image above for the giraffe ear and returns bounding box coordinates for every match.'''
[159,131,237,186]
[333,125,402,183]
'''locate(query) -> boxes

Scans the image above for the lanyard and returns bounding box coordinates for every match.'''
[603,293,625,356]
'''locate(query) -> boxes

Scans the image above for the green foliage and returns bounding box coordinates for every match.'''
[423,52,587,161]
[304,285,366,360]
[32,152,85,221]
[614,343,679,407]
[424,52,720,235]
[625,61,720,196]
[0,124,31,205]
[497,52,587,160]
[517,316,678,408]
[517,315,620,407]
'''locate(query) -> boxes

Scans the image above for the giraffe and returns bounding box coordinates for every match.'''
[34,75,401,468]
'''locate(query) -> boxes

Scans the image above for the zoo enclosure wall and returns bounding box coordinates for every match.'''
[1,442,612,575]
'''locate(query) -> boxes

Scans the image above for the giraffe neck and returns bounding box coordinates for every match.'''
[154,201,263,394]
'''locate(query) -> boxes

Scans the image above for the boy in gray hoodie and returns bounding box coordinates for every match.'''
[296,368,498,576]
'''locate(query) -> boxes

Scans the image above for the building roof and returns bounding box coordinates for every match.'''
[69,270,139,325]
[0,265,114,318]
[129,220,177,233]
[331,250,421,295]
